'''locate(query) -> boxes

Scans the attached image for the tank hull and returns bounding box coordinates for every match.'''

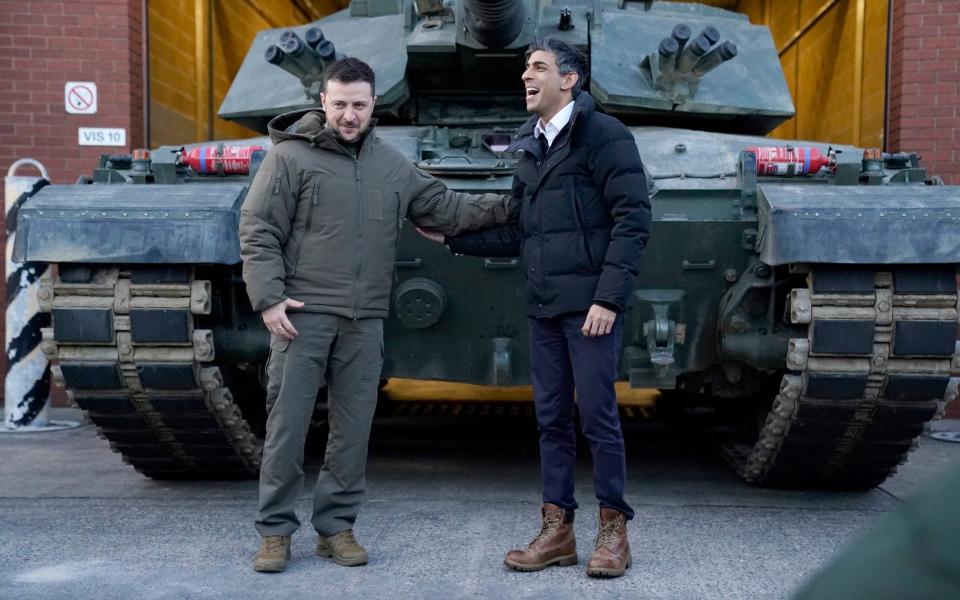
[14,1,960,485]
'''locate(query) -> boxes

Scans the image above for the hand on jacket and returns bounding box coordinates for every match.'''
[415,226,445,243]
[581,304,616,337]
[262,298,305,340]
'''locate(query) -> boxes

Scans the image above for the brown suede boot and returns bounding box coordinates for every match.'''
[316,529,368,566]
[586,508,632,578]
[504,503,578,572]
[253,535,291,573]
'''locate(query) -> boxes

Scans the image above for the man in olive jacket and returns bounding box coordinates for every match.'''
[426,39,651,578]
[240,58,510,573]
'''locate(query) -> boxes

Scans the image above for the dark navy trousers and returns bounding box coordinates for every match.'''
[529,311,634,520]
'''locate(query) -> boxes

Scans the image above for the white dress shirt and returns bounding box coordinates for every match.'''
[534,100,575,148]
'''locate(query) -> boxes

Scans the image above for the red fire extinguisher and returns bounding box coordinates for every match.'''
[182,144,265,175]
[747,146,835,176]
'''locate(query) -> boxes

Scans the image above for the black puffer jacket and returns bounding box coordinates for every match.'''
[447,92,651,318]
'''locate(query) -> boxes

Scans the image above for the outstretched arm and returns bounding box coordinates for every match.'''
[444,221,523,257]
[418,174,524,257]
[405,167,513,235]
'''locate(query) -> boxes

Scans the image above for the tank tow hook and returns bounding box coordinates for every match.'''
[643,304,678,377]
[492,337,512,386]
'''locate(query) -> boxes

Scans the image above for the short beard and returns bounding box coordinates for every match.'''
[327,124,363,142]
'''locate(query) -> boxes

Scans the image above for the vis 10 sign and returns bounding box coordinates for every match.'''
[78,127,127,147]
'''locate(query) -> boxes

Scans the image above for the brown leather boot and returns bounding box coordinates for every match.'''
[253,535,291,573]
[504,503,578,571]
[586,508,632,578]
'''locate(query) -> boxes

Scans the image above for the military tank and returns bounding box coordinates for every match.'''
[14,0,960,487]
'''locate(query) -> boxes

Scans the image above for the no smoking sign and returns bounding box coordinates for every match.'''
[64,81,97,114]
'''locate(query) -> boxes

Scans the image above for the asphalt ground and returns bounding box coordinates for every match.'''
[1,408,958,600]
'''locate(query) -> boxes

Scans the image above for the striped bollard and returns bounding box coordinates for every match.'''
[2,159,78,432]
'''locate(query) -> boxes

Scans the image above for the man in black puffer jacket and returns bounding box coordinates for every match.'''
[423,38,651,578]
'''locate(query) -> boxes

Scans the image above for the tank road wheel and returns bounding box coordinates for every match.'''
[721,266,959,489]
[39,265,262,479]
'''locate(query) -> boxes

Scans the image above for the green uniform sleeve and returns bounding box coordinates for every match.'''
[239,147,298,312]
[404,166,512,235]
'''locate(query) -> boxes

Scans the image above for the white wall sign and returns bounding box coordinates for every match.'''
[65,82,98,114]
[78,127,126,146]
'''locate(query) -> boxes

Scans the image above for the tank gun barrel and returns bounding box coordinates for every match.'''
[671,24,691,53]
[701,25,720,46]
[462,0,526,48]
[280,31,325,73]
[264,28,337,102]
[641,22,742,104]
[304,27,325,50]
[315,39,337,69]
[303,26,337,68]
[264,44,308,79]
[675,32,712,74]
[692,41,738,77]
[657,37,680,79]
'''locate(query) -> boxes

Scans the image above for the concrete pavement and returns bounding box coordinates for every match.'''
[1,408,958,599]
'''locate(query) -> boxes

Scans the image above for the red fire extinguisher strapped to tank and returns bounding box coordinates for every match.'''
[747,146,835,176]
[181,144,266,175]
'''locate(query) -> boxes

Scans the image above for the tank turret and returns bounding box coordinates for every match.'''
[219,0,793,134]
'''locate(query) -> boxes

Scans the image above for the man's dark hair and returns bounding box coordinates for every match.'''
[325,57,376,94]
[525,38,587,93]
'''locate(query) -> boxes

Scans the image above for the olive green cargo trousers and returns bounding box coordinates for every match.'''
[255,313,383,537]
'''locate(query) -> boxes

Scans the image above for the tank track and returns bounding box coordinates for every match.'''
[722,267,959,489]
[39,266,262,479]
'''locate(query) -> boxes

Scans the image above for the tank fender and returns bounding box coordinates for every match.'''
[12,183,246,265]
[758,184,960,265]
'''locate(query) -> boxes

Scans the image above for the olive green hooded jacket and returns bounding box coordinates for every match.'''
[239,109,510,318]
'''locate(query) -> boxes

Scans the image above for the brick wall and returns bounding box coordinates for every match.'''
[888,0,960,185]
[0,0,145,182]
[0,0,145,405]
